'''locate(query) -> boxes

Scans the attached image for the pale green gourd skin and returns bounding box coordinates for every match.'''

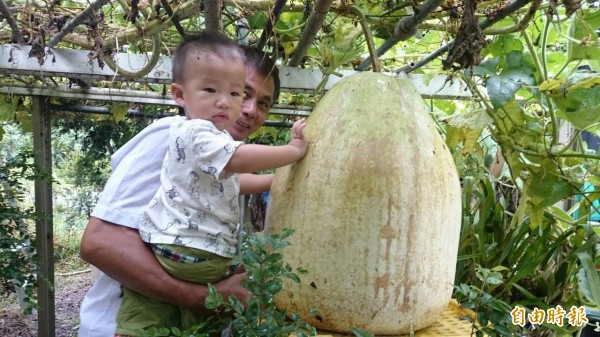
[265,72,462,334]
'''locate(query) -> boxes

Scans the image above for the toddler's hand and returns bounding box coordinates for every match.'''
[289,119,308,159]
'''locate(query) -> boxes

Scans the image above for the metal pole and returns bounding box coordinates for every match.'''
[32,96,55,337]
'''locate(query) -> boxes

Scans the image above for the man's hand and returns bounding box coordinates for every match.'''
[213,272,252,307]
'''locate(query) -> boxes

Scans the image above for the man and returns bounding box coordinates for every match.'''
[78,46,280,337]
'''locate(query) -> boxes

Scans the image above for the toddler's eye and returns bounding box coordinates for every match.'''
[231,91,241,97]
[203,88,216,93]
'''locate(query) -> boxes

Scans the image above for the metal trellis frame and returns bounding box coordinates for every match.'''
[0,44,473,101]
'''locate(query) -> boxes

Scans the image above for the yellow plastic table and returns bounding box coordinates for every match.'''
[314,300,479,337]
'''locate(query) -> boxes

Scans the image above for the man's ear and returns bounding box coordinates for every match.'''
[171,83,185,108]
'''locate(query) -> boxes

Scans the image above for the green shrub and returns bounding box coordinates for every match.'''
[0,151,40,313]
[140,229,318,337]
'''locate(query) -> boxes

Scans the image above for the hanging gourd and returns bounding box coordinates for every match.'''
[265,72,462,334]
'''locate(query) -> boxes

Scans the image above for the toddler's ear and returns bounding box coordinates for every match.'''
[171,83,185,108]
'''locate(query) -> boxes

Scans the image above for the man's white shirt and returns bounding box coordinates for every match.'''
[79,116,174,337]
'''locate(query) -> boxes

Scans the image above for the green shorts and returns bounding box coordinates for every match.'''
[115,244,234,336]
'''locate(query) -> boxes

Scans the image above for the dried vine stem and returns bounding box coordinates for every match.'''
[357,0,444,71]
[394,0,445,40]
[394,0,533,73]
[350,5,380,72]
[442,0,487,70]
[0,0,23,43]
[47,0,110,49]
[103,33,162,78]
[204,0,223,32]
[256,0,287,51]
[160,0,186,37]
[41,0,304,50]
[483,0,542,34]
[288,0,335,67]
[55,0,197,50]
[103,0,161,78]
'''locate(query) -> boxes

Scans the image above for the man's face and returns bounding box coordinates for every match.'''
[226,67,276,141]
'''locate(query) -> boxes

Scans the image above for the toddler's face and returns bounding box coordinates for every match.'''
[174,52,246,131]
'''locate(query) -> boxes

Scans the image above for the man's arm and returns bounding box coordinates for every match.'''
[240,173,273,195]
[80,217,252,312]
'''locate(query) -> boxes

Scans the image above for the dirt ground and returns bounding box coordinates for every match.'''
[0,269,93,337]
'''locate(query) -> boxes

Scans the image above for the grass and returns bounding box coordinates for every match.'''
[53,207,89,274]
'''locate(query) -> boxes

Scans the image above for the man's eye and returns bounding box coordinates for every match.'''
[259,101,269,109]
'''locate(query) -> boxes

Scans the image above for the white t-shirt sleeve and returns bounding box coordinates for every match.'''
[90,116,178,229]
[183,119,243,181]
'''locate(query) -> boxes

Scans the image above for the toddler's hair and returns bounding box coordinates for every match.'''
[172,31,246,83]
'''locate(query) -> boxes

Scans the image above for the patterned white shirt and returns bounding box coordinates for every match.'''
[139,116,243,257]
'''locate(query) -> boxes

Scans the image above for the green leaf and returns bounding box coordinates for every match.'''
[568,72,600,89]
[496,99,525,134]
[334,20,360,52]
[15,111,32,133]
[0,125,4,142]
[432,99,457,115]
[445,108,494,130]
[286,273,301,283]
[547,205,575,224]
[567,10,600,62]
[552,75,600,129]
[510,193,529,228]
[474,57,499,77]
[590,59,600,72]
[247,11,268,29]
[0,95,18,121]
[204,284,223,310]
[111,103,129,123]
[529,206,544,229]
[512,283,537,299]
[545,51,568,74]
[350,327,375,337]
[528,168,574,208]
[563,104,600,130]
[170,327,181,336]
[565,84,600,109]
[481,35,523,58]
[539,79,563,91]
[576,251,600,307]
[446,125,483,155]
[486,52,536,109]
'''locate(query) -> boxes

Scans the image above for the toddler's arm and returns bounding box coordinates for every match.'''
[225,119,308,174]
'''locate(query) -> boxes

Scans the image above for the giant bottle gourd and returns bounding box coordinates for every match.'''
[265,72,462,334]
